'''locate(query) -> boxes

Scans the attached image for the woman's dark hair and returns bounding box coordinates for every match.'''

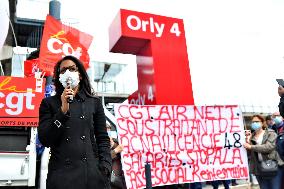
[53,55,94,97]
[252,114,265,123]
[265,115,272,121]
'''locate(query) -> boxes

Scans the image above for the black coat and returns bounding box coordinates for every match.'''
[38,90,111,189]
[279,96,284,118]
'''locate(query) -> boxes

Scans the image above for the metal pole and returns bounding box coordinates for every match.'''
[49,0,61,20]
[145,162,152,189]
[46,0,61,86]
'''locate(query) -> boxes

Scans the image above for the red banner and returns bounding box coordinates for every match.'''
[0,76,45,127]
[39,15,93,75]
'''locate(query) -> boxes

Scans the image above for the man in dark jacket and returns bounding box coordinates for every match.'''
[38,55,111,189]
[276,85,284,189]
[278,85,284,118]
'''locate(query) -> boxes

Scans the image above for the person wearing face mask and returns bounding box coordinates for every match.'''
[272,112,284,134]
[243,115,284,189]
[106,122,126,189]
[266,115,275,131]
[38,55,111,189]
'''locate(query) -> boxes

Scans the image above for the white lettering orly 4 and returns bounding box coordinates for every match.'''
[126,15,165,38]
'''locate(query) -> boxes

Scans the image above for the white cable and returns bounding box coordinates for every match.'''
[0,61,5,75]
[5,9,23,72]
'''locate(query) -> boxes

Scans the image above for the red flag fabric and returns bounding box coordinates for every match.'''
[24,58,39,77]
[39,15,93,76]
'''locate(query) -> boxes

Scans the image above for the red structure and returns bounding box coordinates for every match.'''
[109,9,194,105]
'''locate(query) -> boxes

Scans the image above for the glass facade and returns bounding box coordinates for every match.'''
[88,61,137,95]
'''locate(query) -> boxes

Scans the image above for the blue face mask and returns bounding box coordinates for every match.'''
[274,116,283,126]
[251,122,262,131]
[107,131,112,137]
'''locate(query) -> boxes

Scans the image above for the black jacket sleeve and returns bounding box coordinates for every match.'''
[279,96,284,118]
[93,98,112,175]
[38,98,70,147]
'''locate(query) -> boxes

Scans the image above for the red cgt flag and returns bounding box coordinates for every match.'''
[39,15,93,76]
[24,58,39,77]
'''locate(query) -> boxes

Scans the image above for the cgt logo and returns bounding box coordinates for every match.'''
[0,78,37,116]
[47,31,82,59]
[0,90,35,115]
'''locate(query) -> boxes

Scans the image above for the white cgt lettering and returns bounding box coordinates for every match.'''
[47,38,63,54]
[47,38,82,59]
[0,89,35,115]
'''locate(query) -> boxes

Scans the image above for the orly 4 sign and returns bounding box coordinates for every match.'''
[109,9,194,105]
[0,77,45,127]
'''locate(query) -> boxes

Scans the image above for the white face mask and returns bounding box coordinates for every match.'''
[59,70,80,89]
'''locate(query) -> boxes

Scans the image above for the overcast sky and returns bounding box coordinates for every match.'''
[16,0,284,113]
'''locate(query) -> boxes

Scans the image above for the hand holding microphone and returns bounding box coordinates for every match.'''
[60,81,74,113]
[60,77,75,114]
[66,77,74,103]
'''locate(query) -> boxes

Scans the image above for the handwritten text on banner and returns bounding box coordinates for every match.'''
[114,105,249,189]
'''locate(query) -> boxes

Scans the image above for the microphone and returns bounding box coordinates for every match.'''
[66,77,73,103]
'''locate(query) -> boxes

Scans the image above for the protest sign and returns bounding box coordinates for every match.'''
[0,76,45,127]
[114,104,249,189]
